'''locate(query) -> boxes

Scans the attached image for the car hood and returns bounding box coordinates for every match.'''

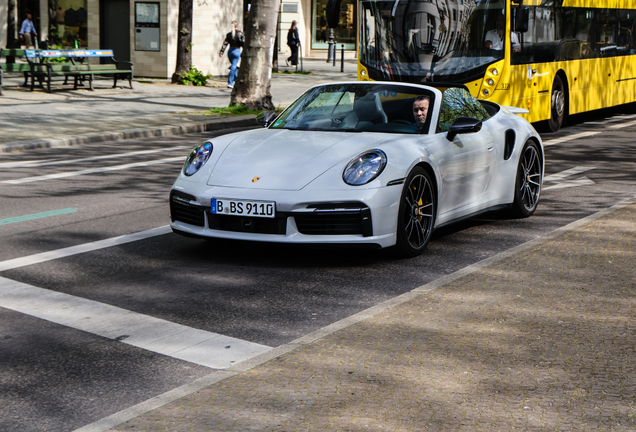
[207,129,392,190]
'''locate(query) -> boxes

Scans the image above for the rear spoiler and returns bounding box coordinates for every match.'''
[504,106,530,115]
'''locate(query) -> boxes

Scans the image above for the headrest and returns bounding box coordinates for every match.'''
[353,93,388,123]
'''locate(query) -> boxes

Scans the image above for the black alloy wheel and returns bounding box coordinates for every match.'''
[509,140,542,218]
[394,167,436,257]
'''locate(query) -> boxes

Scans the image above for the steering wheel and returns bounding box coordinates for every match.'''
[390,119,411,125]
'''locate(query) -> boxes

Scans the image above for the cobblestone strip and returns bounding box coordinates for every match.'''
[100,202,636,432]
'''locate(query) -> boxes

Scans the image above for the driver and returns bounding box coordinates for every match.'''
[485,13,520,52]
[413,95,430,131]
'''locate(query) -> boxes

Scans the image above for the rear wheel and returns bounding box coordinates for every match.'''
[394,167,436,257]
[509,141,542,218]
[548,75,566,132]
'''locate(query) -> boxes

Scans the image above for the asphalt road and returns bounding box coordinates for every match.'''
[1,110,636,432]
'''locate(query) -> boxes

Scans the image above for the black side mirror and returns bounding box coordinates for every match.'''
[514,7,530,33]
[256,111,277,128]
[446,117,482,141]
[326,0,342,28]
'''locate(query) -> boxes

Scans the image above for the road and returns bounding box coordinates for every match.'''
[1,110,635,432]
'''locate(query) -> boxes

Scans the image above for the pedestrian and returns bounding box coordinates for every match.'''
[286,21,300,67]
[219,20,244,89]
[19,13,37,48]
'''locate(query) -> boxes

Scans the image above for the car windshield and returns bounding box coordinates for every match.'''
[271,83,435,134]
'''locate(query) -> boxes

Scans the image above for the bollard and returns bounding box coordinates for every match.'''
[341,44,345,72]
[326,29,335,63]
[333,43,337,67]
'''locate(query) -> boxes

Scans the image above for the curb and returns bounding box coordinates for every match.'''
[0,115,257,153]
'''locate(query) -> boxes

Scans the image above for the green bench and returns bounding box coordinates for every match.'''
[0,49,31,95]
[26,49,134,93]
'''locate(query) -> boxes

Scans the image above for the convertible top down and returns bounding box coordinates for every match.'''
[170,81,543,256]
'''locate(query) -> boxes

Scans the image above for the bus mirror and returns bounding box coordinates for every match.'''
[326,0,342,28]
[515,7,530,33]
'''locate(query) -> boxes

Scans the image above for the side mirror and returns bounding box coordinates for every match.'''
[326,0,342,28]
[446,117,482,141]
[256,111,277,128]
[514,7,530,33]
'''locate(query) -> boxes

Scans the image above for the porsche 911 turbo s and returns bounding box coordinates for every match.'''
[170,82,543,257]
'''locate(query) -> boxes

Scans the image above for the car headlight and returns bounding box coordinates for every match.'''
[183,142,213,176]
[343,149,387,186]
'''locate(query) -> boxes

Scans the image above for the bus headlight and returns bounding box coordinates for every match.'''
[487,79,495,86]
[492,68,499,76]
[483,89,490,96]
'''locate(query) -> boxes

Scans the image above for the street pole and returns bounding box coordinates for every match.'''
[327,28,334,63]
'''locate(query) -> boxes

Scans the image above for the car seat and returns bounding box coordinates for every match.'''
[339,93,388,130]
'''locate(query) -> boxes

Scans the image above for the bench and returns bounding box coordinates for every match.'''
[25,49,134,93]
[0,49,31,96]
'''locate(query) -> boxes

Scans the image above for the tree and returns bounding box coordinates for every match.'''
[7,0,17,50]
[171,0,193,83]
[229,0,280,110]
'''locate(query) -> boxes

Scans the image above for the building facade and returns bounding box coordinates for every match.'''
[1,0,356,78]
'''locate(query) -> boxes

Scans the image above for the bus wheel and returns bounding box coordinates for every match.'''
[548,75,566,132]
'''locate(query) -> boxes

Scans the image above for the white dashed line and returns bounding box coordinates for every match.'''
[1,157,184,184]
[0,146,188,169]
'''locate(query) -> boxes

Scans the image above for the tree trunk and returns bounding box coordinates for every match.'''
[230,0,280,110]
[171,0,193,84]
[7,0,17,50]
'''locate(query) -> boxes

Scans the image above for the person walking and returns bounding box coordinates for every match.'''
[286,21,300,67]
[19,13,37,48]
[219,20,244,89]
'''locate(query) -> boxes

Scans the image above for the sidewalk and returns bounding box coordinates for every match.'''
[74,200,635,432]
[0,58,357,153]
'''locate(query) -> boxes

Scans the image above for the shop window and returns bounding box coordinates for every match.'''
[54,0,88,47]
[312,0,356,49]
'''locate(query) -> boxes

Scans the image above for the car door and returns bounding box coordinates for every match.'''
[435,87,495,214]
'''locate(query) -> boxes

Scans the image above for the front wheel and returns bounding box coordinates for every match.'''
[394,167,436,257]
[509,141,542,218]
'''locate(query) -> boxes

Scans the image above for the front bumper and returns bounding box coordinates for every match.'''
[169,180,400,248]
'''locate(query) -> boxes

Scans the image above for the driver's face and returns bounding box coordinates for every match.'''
[496,16,505,30]
[413,98,429,125]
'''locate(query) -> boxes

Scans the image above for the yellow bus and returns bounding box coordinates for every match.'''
[328,0,636,131]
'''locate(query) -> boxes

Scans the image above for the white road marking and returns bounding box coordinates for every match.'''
[0,276,272,369]
[1,156,184,184]
[543,166,596,183]
[543,116,636,147]
[543,167,596,191]
[0,147,188,169]
[542,131,600,146]
[543,176,595,191]
[0,146,188,169]
[608,118,636,129]
[0,226,172,272]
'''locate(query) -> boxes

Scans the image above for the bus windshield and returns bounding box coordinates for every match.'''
[360,0,515,82]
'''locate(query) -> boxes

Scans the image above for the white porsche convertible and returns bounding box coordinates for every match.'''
[170,82,543,257]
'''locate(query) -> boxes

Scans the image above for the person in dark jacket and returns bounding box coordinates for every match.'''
[219,20,245,88]
[286,20,300,66]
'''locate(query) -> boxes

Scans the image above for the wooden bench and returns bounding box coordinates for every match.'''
[0,49,31,96]
[25,49,134,93]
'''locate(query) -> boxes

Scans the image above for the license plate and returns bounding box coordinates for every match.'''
[211,198,276,218]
